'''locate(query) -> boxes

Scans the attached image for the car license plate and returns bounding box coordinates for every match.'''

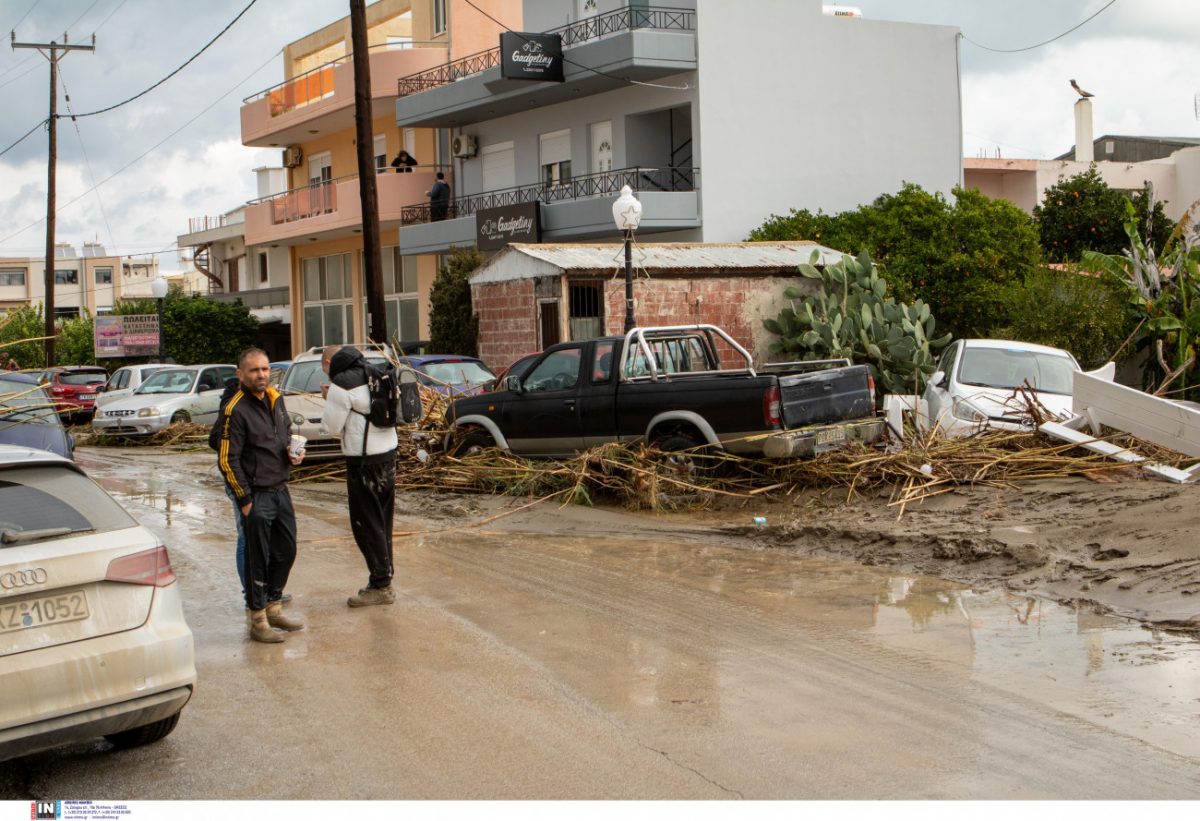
[816,427,846,446]
[79,394,96,401]
[0,590,89,634]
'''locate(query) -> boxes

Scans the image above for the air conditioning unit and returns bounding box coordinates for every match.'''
[452,134,477,158]
[282,146,303,168]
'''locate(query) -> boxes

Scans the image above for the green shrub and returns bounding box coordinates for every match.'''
[428,248,482,357]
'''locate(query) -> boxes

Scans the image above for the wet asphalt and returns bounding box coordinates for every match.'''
[1,448,1197,799]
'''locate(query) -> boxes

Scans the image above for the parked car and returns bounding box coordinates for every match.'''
[43,366,109,423]
[447,324,883,460]
[920,339,1087,437]
[94,364,169,411]
[0,445,196,761]
[280,346,393,460]
[91,364,236,436]
[269,361,292,387]
[0,372,74,460]
[405,354,496,396]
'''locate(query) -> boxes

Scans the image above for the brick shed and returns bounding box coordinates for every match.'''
[469,241,845,371]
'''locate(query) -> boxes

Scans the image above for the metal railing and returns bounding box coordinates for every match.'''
[243,40,445,115]
[396,5,696,97]
[247,176,352,224]
[188,215,228,233]
[399,166,698,226]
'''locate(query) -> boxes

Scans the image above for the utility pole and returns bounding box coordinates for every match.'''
[12,31,96,367]
[349,0,386,345]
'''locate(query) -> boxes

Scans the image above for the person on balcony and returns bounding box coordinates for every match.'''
[391,149,418,173]
[427,172,451,221]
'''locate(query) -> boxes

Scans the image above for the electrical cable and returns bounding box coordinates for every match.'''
[461,0,689,91]
[68,0,259,119]
[0,47,282,247]
[0,55,38,81]
[0,117,47,158]
[63,0,104,35]
[60,65,117,254]
[91,0,129,36]
[8,0,41,33]
[0,59,42,90]
[963,0,1118,53]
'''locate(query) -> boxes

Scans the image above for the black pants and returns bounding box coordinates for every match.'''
[242,488,297,612]
[346,454,395,589]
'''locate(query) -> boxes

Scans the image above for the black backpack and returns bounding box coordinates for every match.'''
[357,360,422,428]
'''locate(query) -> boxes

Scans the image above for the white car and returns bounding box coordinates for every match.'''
[921,339,1096,437]
[92,364,235,436]
[94,364,170,410]
[280,346,393,460]
[0,445,195,761]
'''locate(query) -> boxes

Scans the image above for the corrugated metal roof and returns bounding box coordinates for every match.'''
[502,241,848,272]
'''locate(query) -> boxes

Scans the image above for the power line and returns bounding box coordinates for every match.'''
[91,0,129,35]
[0,117,47,158]
[963,0,1119,53]
[8,0,41,32]
[60,65,117,254]
[69,0,259,119]
[0,55,38,81]
[64,0,104,35]
[461,0,689,91]
[0,59,42,90]
[0,47,282,247]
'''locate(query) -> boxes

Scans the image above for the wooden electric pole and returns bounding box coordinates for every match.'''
[12,32,96,367]
[349,0,386,345]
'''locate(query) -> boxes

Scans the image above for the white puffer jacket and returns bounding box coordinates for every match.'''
[320,382,398,457]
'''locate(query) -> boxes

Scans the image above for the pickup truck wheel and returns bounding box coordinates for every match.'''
[654,433,721,478]
[453,428,495,456]
[171,410,191,424]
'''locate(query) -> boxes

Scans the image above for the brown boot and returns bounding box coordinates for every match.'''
[249,609,284,643]
[266,600,304,631]
[347,586,395,607]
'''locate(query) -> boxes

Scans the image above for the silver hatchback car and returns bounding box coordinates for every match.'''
[0,445,196,761]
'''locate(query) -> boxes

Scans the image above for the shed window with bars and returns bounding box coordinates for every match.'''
[569,282,603,340]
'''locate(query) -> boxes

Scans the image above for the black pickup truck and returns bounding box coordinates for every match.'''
[447,325,883,459]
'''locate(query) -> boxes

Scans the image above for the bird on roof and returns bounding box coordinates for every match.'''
[1070,79,1095,98]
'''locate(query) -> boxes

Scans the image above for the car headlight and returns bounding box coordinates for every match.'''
[137,406,161,418]
[951,397,988,424]
[290,412,304,426]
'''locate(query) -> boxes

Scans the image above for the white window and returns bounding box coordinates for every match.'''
[302,252,354,347]
[308,151,332,185]
[94,266,113,285]
[0,268,26,287]
[433,0,447,35]
[539,129,572,187]
[383,247,420,343]
[482,141,516,192]
[374,134,388,174]
[590,121,612,174]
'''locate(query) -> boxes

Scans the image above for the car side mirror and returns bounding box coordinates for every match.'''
[929,371,945,388]
[505,375,523,394]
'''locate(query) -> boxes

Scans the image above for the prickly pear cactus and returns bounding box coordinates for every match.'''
[763,250,952,398]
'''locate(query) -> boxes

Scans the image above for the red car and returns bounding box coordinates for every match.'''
[43,366,109,422]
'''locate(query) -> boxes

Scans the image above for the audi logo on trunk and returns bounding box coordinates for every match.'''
[1,568,48,589]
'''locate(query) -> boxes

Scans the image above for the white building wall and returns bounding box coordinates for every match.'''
[693,0,962,241]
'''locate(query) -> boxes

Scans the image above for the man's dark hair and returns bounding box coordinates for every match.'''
[237,347,268,368]
[436,172,444,180]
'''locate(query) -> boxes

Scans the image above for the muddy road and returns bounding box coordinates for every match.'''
[1,448,1197,799]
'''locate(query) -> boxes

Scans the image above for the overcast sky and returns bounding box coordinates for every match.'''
[1,0,1197,265]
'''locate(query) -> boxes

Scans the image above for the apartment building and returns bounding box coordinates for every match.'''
[238,0,959,357]
[0,243,159,317]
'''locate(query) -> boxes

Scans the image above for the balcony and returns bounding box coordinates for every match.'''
[397,166,699,255]
[394,6,697,128]
[244,168,449,247]
[241,44,448,147]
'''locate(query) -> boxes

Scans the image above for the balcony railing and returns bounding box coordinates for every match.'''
[397,5,697,97]
[248,177,347,224]
[400,166,698,225]
[188,215,230,233]
[244,41,445,117]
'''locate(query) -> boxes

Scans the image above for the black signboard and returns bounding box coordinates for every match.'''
[477,202,541,251]
[500,32,564,83]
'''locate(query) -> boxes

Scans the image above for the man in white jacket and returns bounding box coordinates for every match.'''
[320,345,399,607]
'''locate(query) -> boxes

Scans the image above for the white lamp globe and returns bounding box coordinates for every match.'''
[150,275,169,300]
[611,185,643,231]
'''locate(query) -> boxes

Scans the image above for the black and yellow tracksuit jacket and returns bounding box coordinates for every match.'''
[217,385,292,508]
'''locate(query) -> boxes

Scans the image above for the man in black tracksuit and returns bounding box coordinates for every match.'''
[218,347,306,643]
[320,345,399,607]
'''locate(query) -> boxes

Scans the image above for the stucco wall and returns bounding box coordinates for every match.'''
[694,0,961,241]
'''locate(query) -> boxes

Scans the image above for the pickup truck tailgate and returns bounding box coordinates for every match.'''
[778,365,874,428]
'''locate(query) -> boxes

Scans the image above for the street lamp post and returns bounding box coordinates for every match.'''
[150,275,169,362]
[611,185,643,333]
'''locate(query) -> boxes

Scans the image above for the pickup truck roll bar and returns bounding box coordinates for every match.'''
[620,325,756,383]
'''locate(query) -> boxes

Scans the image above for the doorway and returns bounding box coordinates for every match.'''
[539,301,561,348]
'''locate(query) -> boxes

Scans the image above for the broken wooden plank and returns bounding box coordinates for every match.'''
[1038,420,1198,484]
[1072,372,1200,458]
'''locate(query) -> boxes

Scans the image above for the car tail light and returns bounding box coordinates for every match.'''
[868,374,876,407]
[105,546,177,587]
[50,386,67,395]
[764,385,782,426]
